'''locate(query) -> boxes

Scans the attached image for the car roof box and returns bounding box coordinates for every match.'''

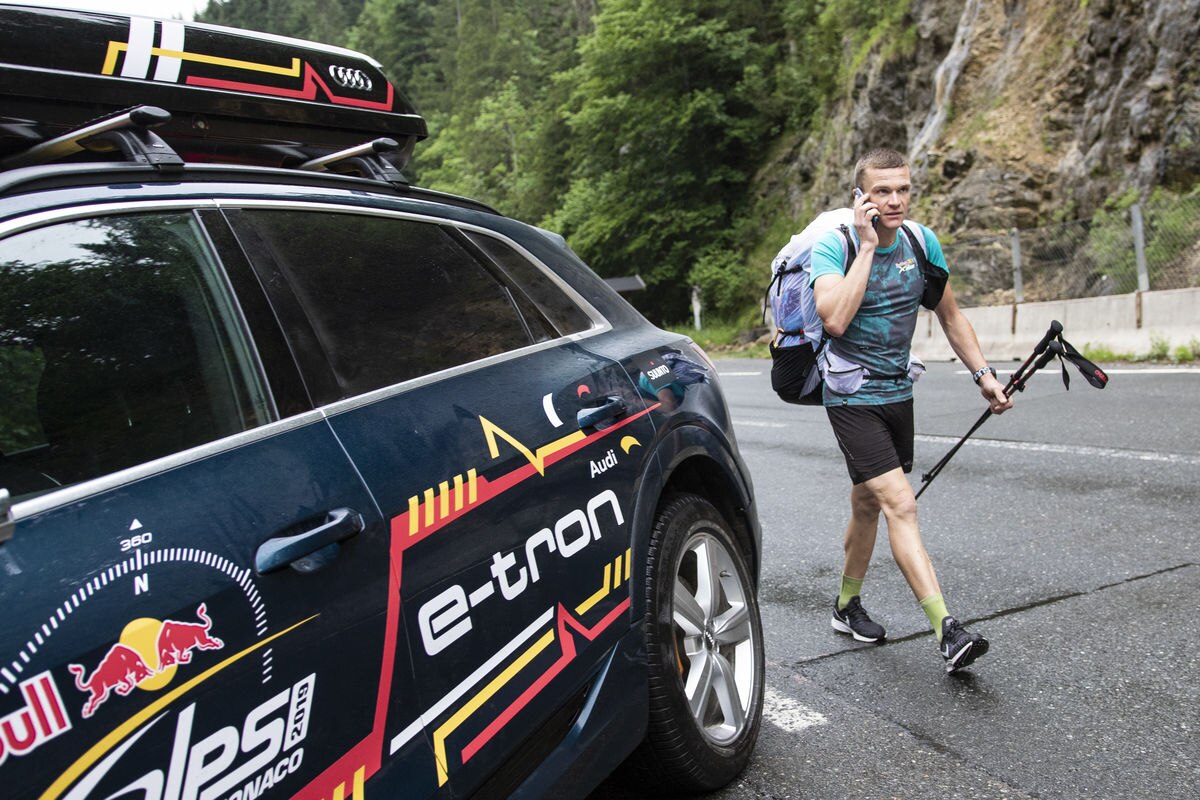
[0,4,427,170]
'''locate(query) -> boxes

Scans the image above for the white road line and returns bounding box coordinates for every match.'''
[914,434,1200,465]
[732,421,1199,464]
[956,367,1200,375]
[763,687,827,733]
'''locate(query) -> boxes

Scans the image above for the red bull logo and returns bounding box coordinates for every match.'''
[0,670,71,765]
[68,643,154,718]
[67,603,224,718]
[157,603,224,668]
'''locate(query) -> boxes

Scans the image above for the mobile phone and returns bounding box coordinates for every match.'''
[854,187,879,230]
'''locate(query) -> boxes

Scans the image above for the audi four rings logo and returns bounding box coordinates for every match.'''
[328,65,373,91]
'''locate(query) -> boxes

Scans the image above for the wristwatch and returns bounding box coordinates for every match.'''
[972,365,997,385]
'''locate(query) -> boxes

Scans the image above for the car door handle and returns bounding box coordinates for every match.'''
[255,507,364,574]
[577,396,627,429]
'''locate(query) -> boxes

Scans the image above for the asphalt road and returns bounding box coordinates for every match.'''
[596,357,1200,800]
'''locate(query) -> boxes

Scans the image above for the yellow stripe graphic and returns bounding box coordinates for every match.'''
[575,564,611,615]
[102,41,302,77]
[408,496,420,535]
[408,470,482,537]
[423,488,435,528]
[433,628,556,785]
[575,551,633,616]
[479,416,585,476]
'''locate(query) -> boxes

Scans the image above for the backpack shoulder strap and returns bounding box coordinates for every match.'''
[838,224,857,273]
[900,221,948,310]
[899,221,930,267]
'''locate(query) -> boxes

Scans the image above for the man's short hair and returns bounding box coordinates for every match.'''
[854,149,908,189]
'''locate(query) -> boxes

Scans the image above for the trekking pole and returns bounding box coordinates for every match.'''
[1006,320,1063,390]
[915,323,1064,500]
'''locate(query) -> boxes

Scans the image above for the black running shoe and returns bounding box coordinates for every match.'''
[939,616,989,673]
[831,596,886,642]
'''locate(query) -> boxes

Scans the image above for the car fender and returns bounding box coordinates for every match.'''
[626,418,759,625]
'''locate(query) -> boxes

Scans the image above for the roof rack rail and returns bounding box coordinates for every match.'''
[299,137,406,184]
[0,6,427,172]
[0,105,183,171]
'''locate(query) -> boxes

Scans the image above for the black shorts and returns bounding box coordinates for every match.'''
[826,400,914,485]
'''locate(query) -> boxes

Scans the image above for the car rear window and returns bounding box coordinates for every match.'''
[460,230,594,336]
[0,212,273,498]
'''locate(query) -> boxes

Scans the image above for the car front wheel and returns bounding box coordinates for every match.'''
[629,492,764,793]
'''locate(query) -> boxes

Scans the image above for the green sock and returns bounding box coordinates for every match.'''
[837,574,864,611]
[920,595,950,641]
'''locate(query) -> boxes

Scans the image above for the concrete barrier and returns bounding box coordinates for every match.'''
[912,287,1200,361]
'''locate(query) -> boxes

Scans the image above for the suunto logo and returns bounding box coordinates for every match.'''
[328,65,373,91]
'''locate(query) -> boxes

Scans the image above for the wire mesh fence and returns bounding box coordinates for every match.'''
[943,192,1200,307]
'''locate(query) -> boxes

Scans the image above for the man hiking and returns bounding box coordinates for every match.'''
[810,148,1012,672]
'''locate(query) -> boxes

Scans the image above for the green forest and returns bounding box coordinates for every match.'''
[197,0,910,325]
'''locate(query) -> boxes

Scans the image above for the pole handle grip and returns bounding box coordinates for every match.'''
[1034,320,1063,355]
[1033,339,1064,371]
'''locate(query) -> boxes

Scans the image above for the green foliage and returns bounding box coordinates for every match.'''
[669,318,769,358]
[198,0,366,42]
[545,0,778,321]
[1142,186,1200,288]
[688,246,753,320]
[774,0,913,128]
[1171,343,1196,363]
[1082,338,1200,363]
[1086,185,1200,292]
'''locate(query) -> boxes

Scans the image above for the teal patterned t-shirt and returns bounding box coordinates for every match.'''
[809,223,949,406]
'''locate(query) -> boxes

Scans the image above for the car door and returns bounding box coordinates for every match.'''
[219,204,658,797]
[0,207,429,800]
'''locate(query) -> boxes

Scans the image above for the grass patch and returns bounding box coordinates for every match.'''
[1081,343,1137,363]
[666,319,772,358]
[1083,337,1200,364]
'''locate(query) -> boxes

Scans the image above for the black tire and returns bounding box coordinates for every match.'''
[625,492,765,794]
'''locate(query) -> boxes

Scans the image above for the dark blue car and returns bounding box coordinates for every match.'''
[0,6,763,799]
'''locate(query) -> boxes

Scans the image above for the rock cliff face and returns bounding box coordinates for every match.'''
[771,0,1200,238]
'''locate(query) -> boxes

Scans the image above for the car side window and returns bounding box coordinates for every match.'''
[230,210,544,398]
[0,213,273,499]
[461,230,594,336]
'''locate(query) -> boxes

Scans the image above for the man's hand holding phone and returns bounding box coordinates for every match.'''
[853,186,880,244]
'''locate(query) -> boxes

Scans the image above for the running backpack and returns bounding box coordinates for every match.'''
[764,211,946,405]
